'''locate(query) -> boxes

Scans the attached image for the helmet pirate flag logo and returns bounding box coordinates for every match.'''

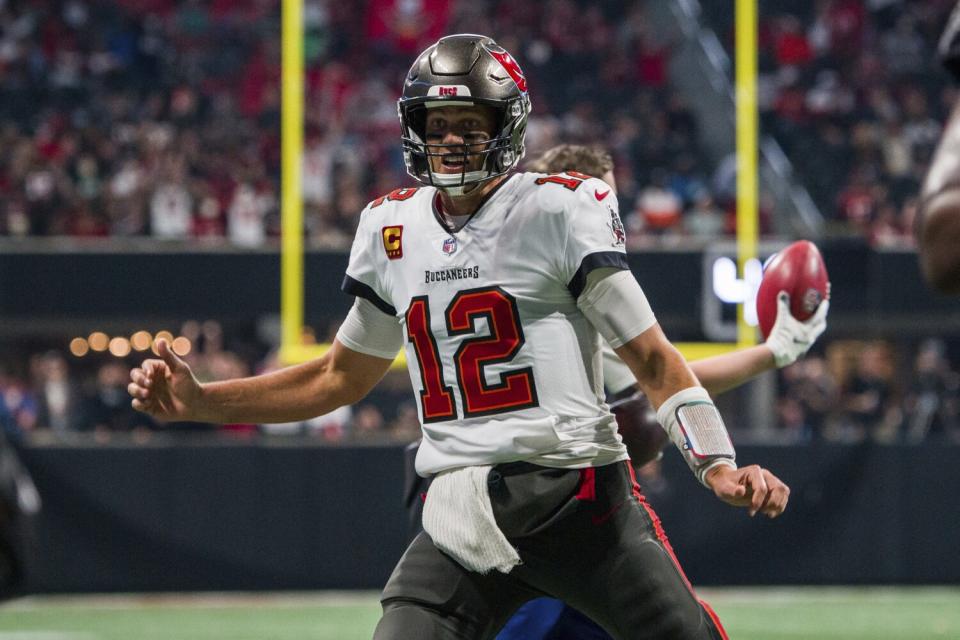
[486,47,528,92]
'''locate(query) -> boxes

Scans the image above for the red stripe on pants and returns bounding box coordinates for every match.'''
[626,462,729,639]
[576,467,597,501]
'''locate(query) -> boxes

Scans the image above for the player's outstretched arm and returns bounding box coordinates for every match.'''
[690,293,829,395]
[128,338,392,424]
[616,326,790,518]
[614,326,791,517]
[577,268,791,515]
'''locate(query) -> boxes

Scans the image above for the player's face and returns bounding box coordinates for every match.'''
[424,105,498,175]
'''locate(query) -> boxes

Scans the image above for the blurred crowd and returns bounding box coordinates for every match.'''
[2,0,954,246]
[3,330,958,445]
[0,0,841,248]
[706,0,956,246]
[0,320,423,444]
[778,338,959,443]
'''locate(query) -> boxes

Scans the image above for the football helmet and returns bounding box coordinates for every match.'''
[398,34,532,195]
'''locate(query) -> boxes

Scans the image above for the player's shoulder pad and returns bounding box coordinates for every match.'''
[522,171,618,215]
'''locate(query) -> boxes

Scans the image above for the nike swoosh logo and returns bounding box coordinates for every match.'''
[595,189,610,201]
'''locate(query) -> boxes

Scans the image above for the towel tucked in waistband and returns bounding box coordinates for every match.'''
[422,465,521,575]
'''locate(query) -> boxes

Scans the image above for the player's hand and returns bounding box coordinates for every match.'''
[704,464,790,518]
[128,339,203,422]
[764,292,829,368]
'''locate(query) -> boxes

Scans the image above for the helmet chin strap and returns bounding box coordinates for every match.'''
[431,169,489,196]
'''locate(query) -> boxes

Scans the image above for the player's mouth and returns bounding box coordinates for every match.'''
[441,154,467,170]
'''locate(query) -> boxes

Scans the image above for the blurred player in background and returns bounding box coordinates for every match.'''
[130,35,795,639]
[395,143,829,640]
[917,2,960,294]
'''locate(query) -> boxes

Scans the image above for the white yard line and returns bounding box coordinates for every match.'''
[5,587,958,612]
[1,591,382,611]
[0,634,97,640]
[697,586,960,605]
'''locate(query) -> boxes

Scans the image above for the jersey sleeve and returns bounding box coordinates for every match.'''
[336,297,403,359]
[341,205,397,316]
[559,177,630,298]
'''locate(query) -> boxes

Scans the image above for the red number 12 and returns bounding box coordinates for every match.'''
[405,287,539,422]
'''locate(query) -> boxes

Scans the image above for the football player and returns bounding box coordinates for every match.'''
[918,2,960,294]
[130,35,796,639]
[434,143,826,640]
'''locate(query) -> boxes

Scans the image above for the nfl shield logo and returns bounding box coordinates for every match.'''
[442,236,458,255]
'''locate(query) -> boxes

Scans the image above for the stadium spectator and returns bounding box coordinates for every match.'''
[0,366,37,438]
[903,339,960,443]
[777,355,839,442]
[351,404,387,441]
[32,351,84,433]
[839,342,902,443]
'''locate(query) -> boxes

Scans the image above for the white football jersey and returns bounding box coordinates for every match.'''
[343,171,633,475]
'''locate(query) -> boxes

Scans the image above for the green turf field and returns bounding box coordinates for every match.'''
[1,588,958,639]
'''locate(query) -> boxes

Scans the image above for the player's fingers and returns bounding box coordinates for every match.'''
[131,398,152,413]
[157,339,187,372]
[745,467,769,517]
[762,484,790,518]
[814,299,830,322]
[144,360,169,382]
[127,382,150,400]
[762,472,791,518]
[140,361,155,377]
[714,476,749,507]
[130,368,151,388]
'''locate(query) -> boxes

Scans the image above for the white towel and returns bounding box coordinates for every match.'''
[422,465,521,575]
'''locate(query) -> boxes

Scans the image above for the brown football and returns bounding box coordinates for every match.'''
[756,240,830,339]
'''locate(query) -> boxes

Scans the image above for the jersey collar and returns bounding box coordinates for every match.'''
[432,173,517,234]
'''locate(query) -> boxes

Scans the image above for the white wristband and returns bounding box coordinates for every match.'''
[656,386,736,486]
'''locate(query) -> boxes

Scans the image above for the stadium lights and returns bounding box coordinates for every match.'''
[68,331,191,358]
[171,337,192,356]
[69,337,89,357]
[130,330,153,351]
[88,331,109,351]
[109,337,131,357]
